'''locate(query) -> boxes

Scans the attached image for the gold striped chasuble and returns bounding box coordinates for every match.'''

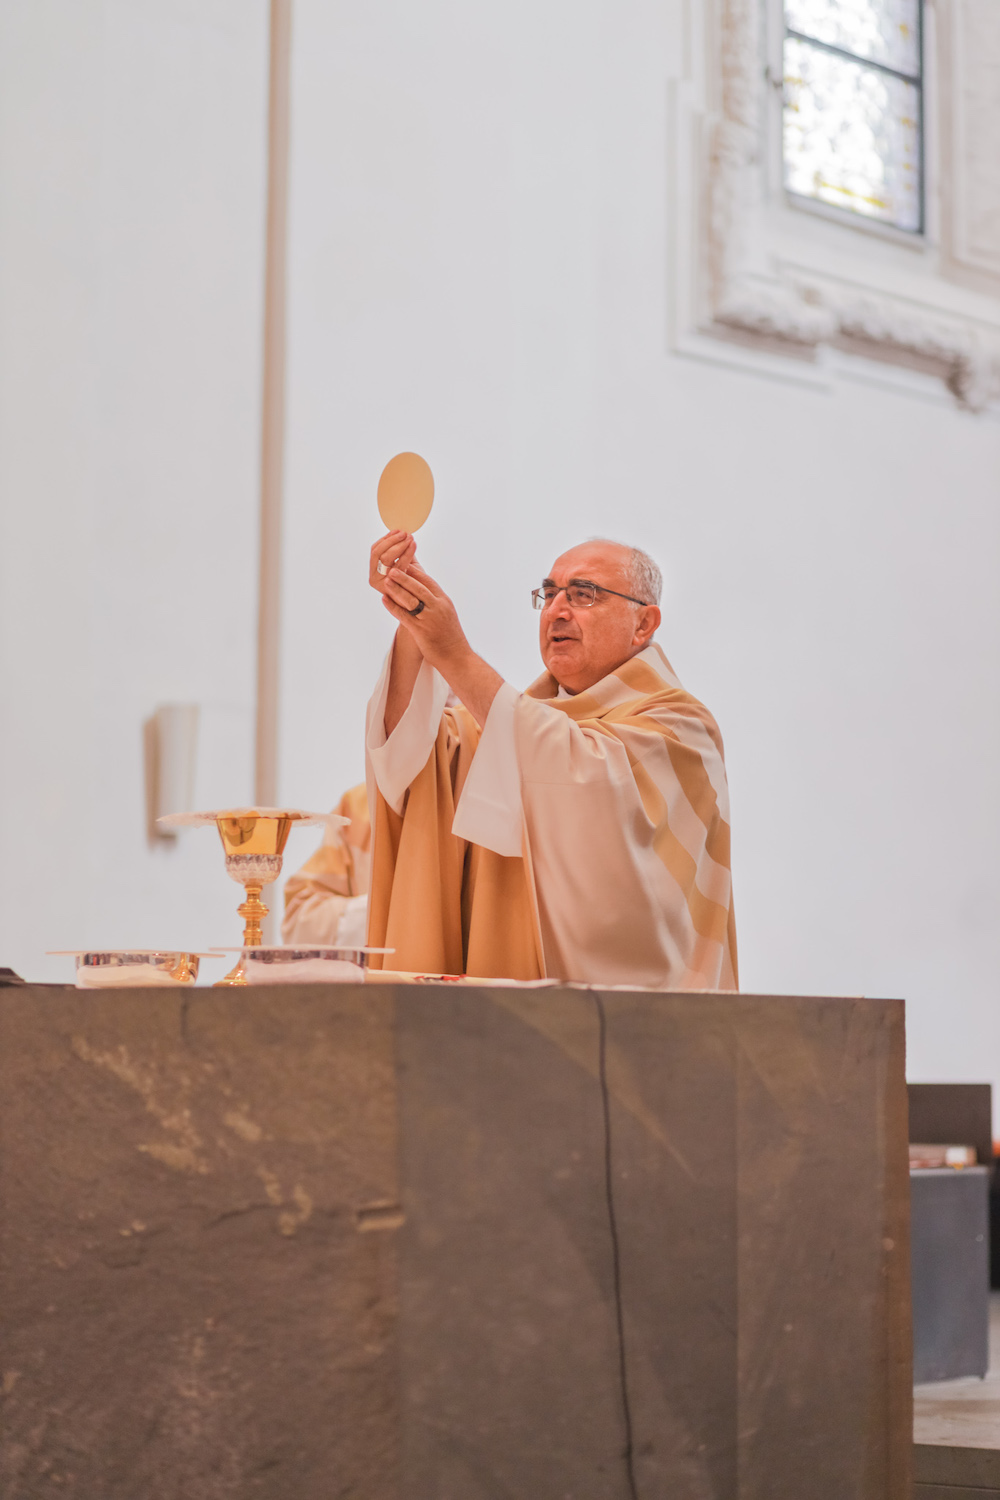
[366,643,737,989]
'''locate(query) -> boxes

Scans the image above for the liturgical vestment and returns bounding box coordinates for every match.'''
[281,784,371,945]
[364,642,738,989]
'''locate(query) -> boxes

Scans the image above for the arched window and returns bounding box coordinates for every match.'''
[783,0,924,233]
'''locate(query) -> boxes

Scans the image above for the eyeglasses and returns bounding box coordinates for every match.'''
[531,579,650,610]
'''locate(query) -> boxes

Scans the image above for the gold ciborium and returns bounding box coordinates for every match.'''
[157,807,337,985]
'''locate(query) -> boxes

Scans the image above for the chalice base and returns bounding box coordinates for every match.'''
[216,956,250,987]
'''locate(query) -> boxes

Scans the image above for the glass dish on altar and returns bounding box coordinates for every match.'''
[48,951,206,988]
[214,945,394,985]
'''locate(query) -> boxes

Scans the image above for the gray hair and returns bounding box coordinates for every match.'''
[588,538,663,606]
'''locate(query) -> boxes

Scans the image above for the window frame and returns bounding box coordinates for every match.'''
[774,0,927,240]
[667,0,999,412]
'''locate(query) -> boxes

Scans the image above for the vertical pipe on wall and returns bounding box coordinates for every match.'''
[255,0,292,814]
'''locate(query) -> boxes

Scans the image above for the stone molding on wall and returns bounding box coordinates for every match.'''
[941,0,1000,286]
[683,0,1000,410]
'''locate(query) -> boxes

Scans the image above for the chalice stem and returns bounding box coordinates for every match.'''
[239,882,268,947]
[215,881,270,987]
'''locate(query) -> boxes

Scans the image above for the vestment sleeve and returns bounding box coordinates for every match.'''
[451,681,523,857]
[365,649,450,814]
[450,686,648,857]
[514,695,640,787]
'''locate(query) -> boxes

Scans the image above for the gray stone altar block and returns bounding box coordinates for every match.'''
[0,985,911,1500]
[911,1166,990,1383]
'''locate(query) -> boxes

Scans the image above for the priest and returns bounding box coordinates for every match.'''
[362,530,738,989]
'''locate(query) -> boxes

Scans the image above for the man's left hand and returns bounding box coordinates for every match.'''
[382,564,503,728]
[381,563,470,670]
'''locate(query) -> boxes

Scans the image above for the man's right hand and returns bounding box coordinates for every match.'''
[369,530,416,596]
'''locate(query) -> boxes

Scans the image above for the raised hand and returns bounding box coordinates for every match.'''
[369,530,416,596]
[380,562,470,669]
[375,552,504,732]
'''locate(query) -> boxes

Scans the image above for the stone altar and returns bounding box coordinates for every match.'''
[0,984,911,1499]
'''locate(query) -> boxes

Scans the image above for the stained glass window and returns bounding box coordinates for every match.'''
[783,0,923,233]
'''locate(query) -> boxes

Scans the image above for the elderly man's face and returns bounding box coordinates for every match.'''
[538,542,661,694]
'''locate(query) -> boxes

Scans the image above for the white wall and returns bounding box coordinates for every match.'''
[278,0,1000,1106]
[0,0,269,977]
[2,1,999,1116]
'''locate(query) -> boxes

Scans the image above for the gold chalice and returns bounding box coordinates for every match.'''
[157,807,339,985]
